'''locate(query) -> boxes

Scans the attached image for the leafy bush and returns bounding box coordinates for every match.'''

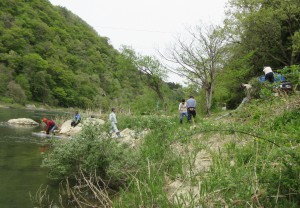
[42,125,140,188]
[272,109,300,138]
[118,114,176,132]
[278,65,300,89]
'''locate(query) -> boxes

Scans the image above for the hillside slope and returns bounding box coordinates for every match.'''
[0,0,178,110]
[163,94,300,207]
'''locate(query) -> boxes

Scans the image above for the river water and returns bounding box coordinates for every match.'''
[0,107,66,207]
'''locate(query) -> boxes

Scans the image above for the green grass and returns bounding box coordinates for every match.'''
[40,94,300,207]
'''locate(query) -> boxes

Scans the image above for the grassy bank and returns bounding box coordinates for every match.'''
[37,94,300,207]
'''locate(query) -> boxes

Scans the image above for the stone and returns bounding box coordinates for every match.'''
[8,118,39,126]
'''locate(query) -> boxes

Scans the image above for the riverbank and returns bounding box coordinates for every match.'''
[37,94,300,207]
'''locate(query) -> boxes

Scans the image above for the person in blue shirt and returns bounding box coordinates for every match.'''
[71,111,81,127]
[186,95,196,122]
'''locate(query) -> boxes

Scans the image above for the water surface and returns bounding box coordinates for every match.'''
[0,107,65,207]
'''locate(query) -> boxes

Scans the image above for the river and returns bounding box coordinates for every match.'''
[0,107,67,207]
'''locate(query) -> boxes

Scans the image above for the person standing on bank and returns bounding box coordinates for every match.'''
[109,108,121,138]
[263,66,274,83]
[178,99,188,124]
[186,95,196,122]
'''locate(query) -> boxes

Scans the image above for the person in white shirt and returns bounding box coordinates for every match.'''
[109,108,121,138]
[178,99,188,124]
[263,66,274,83]
[241,83,252,103]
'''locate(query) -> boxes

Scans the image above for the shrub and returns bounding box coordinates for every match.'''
[41,125,140,188]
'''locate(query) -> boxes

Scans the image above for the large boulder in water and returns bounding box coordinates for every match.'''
[59,118,105,136]
[59,119,82,136]
[59,119,73,134]
[8,118,39,126]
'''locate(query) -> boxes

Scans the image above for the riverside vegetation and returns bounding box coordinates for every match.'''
[34,93,300,208]
[1,0,300,207]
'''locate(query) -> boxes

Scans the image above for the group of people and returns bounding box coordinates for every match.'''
[178,95,197,124]
[41,67,275,136]
[40,109,122,138]
[41,111,81,135]
[241,66,275,104]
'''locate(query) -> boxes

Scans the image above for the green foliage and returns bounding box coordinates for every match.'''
[226,0,300,70]
[0,0,181,110]
[278,65,300,89]
[15,74,32,99]
[40,94,300,207]
[272,109,300,139]
[114,115,182,207]
[118,113,175,132]
[7,81,26,103]
[42,125,140,187]
[214,52,254,109]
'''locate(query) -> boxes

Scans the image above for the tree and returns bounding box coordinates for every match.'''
[7,81,26,103]
[121,47,168,104]
[135,55,167,103]
[162,24,227,116]
[225,0,300,71]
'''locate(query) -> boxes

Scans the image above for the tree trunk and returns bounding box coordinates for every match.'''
[205,82,213,116]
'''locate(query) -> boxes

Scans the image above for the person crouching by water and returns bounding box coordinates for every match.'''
[179,99,188,124]
[109,108,121,138]
[42,118,57,134]
[186,95,196,123]
[71,111,81,127]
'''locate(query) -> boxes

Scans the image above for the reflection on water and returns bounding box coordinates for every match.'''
[0,107,68,207]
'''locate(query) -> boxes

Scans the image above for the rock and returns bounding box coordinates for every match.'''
[59,118,105,136]
[59,119,83,136]
[8,118,39,126]
[59,119,73,134]
[25,104,36,109]
[83,117,105,126]
[111,128,149,148]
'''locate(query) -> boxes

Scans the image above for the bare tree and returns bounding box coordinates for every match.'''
[161,24,226,116]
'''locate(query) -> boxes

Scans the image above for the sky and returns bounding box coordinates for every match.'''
[48,0,228,83]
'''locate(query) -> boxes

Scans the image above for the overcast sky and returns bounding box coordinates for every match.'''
[48,0,228,83]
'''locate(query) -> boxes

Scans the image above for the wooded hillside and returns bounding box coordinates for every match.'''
[0,0,181,111]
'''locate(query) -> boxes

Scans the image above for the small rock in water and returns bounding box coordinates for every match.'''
[8,118,39,125]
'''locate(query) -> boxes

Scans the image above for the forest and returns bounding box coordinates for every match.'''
[0,0,183,114]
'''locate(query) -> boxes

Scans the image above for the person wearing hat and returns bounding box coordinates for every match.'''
[109,108,121,138]
[263,66,274,83]
[42,118,57,134]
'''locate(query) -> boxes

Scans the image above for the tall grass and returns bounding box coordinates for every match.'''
[40,95,300,207]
